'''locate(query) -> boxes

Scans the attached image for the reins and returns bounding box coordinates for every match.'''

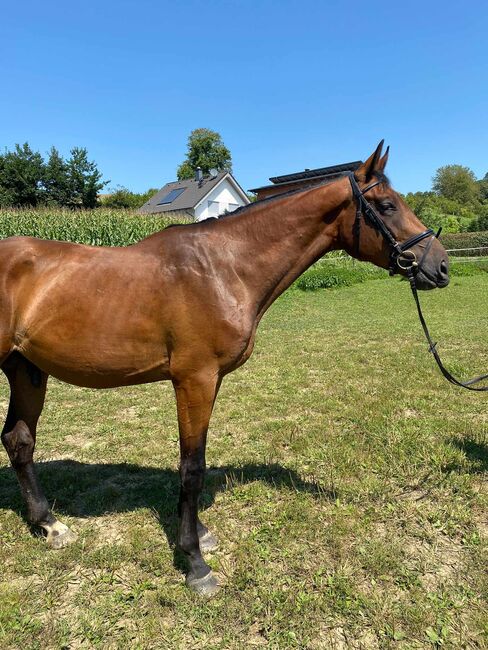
[348,172,488,391]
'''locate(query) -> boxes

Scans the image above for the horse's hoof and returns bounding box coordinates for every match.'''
[199,530,219,553]
[186,570,220,597]
[44,522,77,549]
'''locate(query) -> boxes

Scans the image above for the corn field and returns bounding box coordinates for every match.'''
[0,207,190,246]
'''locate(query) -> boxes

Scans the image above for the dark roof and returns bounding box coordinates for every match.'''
[249,161,361,193]
[139,172,228,214]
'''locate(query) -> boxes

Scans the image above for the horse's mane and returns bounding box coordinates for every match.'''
[163,171,390,230]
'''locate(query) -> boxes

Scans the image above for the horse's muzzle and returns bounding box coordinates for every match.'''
[415,259,449,290]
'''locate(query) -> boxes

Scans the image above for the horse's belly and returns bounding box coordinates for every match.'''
[19,337,171,388]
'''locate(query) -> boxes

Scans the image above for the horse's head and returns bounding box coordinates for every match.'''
[339,141,449,290]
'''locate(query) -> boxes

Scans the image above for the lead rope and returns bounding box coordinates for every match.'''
[407,268,488,391]
[349,172,488,391]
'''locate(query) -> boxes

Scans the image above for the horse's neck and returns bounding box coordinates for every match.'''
[218,178,350,316]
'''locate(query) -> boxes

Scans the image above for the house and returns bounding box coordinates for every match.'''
[249,161,362,201]
[138,169,250,220]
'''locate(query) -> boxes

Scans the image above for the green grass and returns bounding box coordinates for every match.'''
[0,275,487,648]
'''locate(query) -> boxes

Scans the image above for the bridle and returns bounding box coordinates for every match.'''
[349,172,488,391]
[349,173,437,274]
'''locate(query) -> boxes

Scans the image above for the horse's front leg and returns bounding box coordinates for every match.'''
[1,354,76,548]
[173,370,221,596]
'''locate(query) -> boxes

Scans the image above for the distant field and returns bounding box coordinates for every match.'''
[0,207,189,246]
[0,275,486,648]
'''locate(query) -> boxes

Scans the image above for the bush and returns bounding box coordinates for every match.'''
[440,231,488,256]
[467,205,488,231]
[295,262,386,291]
[100,187,158,209]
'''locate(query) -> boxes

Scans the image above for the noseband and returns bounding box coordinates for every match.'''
[348,173,488,391]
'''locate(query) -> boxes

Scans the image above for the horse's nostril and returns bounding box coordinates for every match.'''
[440,260,448,275]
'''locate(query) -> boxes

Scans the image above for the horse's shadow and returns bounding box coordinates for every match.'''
[449,436,488,474]
[0,460,334,571]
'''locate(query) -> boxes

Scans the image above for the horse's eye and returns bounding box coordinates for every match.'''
[378,201,396,214]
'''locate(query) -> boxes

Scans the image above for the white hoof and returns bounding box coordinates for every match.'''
[43,520,77,549]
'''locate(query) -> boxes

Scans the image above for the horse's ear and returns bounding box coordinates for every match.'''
[378,145,389,172]
[355,140,384,182]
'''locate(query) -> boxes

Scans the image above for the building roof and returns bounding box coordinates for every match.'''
[249,161,362,193]
[139,171,245,215]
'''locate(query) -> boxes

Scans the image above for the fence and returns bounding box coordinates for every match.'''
[445,246,488,262]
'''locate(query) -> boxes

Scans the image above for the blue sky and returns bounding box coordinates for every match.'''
[1,1,487,194]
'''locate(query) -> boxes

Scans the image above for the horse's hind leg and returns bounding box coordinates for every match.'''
[1,353,76,548]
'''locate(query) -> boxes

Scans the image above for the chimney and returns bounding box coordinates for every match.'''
[195,167,203,186]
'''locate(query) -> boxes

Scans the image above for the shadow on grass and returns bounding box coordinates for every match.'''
[0,460,335,572]
[448,437,488,474]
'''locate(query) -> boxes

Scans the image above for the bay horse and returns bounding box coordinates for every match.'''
[0,143,449,596]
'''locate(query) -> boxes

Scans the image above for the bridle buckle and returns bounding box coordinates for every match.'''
[396,250,418,270]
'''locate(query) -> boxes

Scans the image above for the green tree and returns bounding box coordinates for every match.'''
[403,191,476,233]
[478,172,488,202]
[42,147,70,205]
[0,143,44,206]
[177,128,232,180]
[432,164,480,204]
[100,186,158,209]
[66,147,108,208]
[467,203,488,231]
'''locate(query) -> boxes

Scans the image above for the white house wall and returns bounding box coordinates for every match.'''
[194,179,247,221]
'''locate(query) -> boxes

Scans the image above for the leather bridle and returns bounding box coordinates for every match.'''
[349,173,436,274]
[349,172,488,391]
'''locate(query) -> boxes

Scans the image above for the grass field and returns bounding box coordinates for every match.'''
[0,275,486,649]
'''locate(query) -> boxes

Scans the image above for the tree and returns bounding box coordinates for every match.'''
[0,143,44,206]
[478,172,488,202]
[467,203,488,231]
[42,147,70,205]
[100,186,158,209]
[403,191,476,233]
[432,164,480,204]
[66,147,108,208]
[177,128,232,180]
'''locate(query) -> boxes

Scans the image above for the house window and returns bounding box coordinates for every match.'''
[227,203,239,212]
[208,200,220,217]
[157,188,185,205]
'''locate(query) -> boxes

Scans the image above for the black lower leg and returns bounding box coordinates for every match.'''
[197,518,209,537]
[178,447,211,581]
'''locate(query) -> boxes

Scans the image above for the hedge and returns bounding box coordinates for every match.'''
[440,231,488,256]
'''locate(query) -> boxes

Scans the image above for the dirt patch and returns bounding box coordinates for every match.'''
[313,625,379,649]
[62,434,94,450]
[403,534,465,591]
[87,516,126,548]
[117,406,138,421]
